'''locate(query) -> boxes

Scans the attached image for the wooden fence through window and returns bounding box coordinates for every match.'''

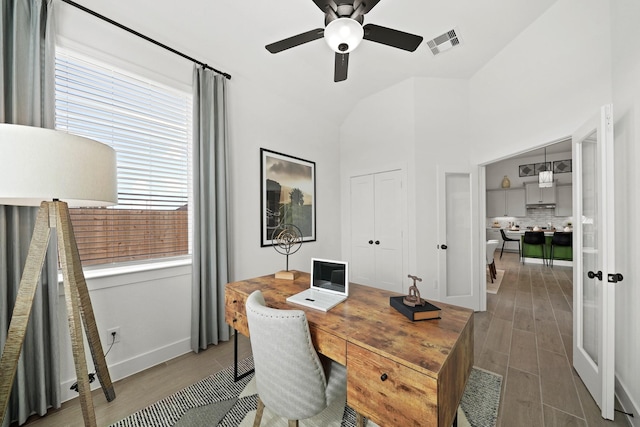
[69,207,189,266]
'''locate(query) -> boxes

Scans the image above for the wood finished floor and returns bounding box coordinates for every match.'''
[20,254,631,426]
[478,251,630,427]
[19,337,253,427]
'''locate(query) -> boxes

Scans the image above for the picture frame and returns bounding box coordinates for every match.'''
[519,164,535,177]
[260,148,316,247]
[534,162,552,174]
[553,159,572,174]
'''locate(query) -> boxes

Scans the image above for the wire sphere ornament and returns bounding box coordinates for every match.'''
[272,224,303,272]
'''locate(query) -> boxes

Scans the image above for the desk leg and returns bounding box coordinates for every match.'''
[233,330,254,382]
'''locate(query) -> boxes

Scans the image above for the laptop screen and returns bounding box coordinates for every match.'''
[310,258,349,296]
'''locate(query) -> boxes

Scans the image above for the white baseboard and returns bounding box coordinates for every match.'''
[616,374,638,426]
[60,338,191,403]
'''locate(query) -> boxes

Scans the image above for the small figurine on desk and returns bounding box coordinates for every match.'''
[403,274,426,307]
[272,224,302,280]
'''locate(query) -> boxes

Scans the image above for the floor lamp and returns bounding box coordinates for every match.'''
[0,124,118,426]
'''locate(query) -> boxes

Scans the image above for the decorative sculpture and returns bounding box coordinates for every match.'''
[272,224,303,280]
[403,274,426,307]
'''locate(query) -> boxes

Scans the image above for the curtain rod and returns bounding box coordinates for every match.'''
[60,0,232,80]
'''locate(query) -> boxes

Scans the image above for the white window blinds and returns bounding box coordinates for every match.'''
[54,52,192,266]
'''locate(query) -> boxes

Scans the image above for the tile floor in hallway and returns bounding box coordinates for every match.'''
[477,250,630,427]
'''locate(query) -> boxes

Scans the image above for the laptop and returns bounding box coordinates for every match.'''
[286,258,349,312]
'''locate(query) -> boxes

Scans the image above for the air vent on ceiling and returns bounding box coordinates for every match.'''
[427,29,460,56]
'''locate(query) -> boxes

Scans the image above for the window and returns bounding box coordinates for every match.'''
[54,51,192,266]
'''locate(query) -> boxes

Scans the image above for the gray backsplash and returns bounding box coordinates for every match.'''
[488,208,573,229]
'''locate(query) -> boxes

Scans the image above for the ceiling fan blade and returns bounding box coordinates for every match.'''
[363,24,423,52]
[334,52,349,82]
[354,0,382,15]
[312,0,334,12]
[266,28,325,53]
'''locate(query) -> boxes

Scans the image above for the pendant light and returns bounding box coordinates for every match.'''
[539,147,553,188]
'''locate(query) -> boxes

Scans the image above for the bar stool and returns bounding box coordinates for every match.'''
[523,231,547,266]
[550,232,572,267]
[486,240,499,282]
[500,229,521,260]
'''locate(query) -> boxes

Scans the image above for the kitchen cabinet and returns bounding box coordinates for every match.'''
[555,184,572,216]
[486,228,502,244]
[525,182,556,205]
[486,188,526,217]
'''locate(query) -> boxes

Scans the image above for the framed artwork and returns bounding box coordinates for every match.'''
[553,159,572,174]
[519,164,535,177]
[534,162,552,174]
[260,148,316,247]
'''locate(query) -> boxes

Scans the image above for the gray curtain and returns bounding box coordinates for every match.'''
[191,66,231,352]
[0,0,60,426]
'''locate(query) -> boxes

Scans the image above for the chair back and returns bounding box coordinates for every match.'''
[486,240,499,264]
[552,232,572,246]
[500,228,519,242]
[524,231,545,245]
[246,290,328,421]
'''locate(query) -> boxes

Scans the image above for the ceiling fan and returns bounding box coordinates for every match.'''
[265,0,423,82]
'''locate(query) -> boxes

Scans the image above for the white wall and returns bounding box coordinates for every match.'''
[413,78,470,297]
[53,1,341,402]
[611,0,640,423]
[339,78,415,292]
[57,263,192,403]
[469,0,612,165]
[339,77,470,300]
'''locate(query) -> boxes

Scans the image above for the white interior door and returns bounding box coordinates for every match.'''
[437,167,479,310]
[572,104,618,420]
[372,170,403,293]
[350,174,376,285]
[349,170,404,293]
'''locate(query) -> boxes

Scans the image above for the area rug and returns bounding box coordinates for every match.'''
[109,357,502,427]
[487,269,505,294]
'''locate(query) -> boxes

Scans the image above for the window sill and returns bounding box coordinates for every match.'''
[57,257,193,289]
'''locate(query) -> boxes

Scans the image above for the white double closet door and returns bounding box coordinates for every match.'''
[349,169,405,294]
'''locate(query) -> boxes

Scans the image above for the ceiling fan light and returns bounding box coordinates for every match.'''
[324,18,364,53]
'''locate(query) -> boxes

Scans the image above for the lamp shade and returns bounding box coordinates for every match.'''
[324,18,364,53]
[0,124,117,207]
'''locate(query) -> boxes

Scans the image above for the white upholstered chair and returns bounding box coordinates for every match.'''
[245,290,364,427]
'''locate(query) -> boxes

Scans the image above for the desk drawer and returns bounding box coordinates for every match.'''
[347,343,437,426]
[309,326,346,365]
[225,289,249,336]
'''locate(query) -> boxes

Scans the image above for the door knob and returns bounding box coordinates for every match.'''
[608,273,624,283]
[368,240,373,245]
[375,240,380,245]
[441,244,448,250]
[587,270,603,281]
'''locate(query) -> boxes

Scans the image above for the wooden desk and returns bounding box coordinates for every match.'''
[225,273,474,427]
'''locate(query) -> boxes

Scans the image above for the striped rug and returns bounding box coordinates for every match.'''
[109,357,501,427]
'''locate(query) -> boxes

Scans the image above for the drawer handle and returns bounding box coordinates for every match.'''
[233,318,237,323]
[380,373,388,381]
[233,300,238,303]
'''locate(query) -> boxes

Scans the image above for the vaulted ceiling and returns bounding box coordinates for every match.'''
[64,0,558,123]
